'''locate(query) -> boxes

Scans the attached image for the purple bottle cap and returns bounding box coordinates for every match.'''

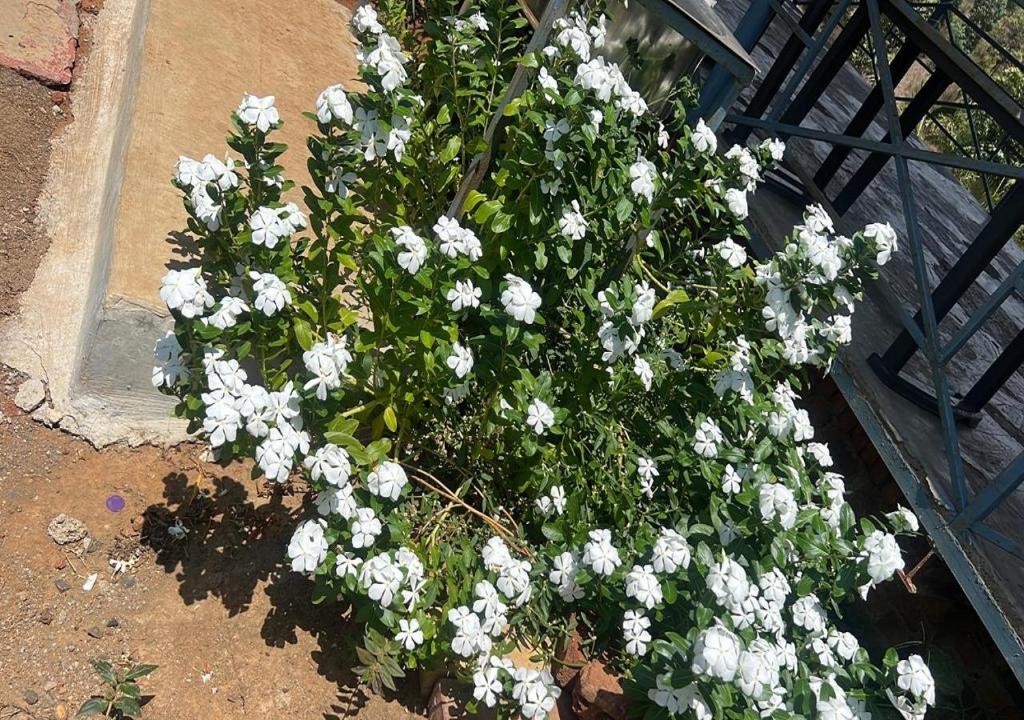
[106,494,125,512]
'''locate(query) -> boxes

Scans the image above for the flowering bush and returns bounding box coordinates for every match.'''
[155,1,934,718]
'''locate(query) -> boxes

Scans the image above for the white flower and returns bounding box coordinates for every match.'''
[303,335,352,400]
[450,610,491,657]
[633,357,654,391]
[203,403,241,448]
[807,442,833,467]
[367,461,408,501]
[391,226,428,274]
[693,418,723,458]
[433,216,481,260]
[651,528,690,574]
[237,93,280,133]
[829,630,860,661]
[351,507,383,548]
[473,666,503,707]
[501,274,541,323]
[511,668,560,719]
[315,484,357,518]
[582,528,621,576]
[637,457,659,497]
[316,83,354,125]
[446,341,474,379]
[759,482,798,529]
[725,188,748,219]
[722,463,742,494]
[352,4,383,34]
[632,281,656,325]
[861,530,904,583]
[249,206,289,248]
[249,272,291,316]
[761,137,786,161]
[717,237,747,268]
[864,222,898,265]
[525,398,555,435]
[558,200,587,240]
[447,279,481,311]
[395,618,424,650]
[897,654,935,705]
[625,564,662,610]
[326,166,358,198]
[548,552,583,601]
[691,118,717,154]
[360,553,403,607]
[160,268,214,318]
[549,485,566,514]
[482,536,513,572]
[204,296,249,330]
[543,117,571,144]
[791,595,827,636]
[692,624,742,681]
[622,609,652,655]
[538,67,559,94]
[360,33,408,93]
[707,556,750,607]
[152,331,188,388]
[657,122,670,149]
[335,552,362,578]
[887,506,920,533]
[287,519,327,573]
[629,158,657,203]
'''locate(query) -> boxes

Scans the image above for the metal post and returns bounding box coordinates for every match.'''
[832,70,952,214]
[950,451,1024,532]
[875,181,1024,373]
[958,327,1024,414]
[732,0,833,143]
[698,0,776,121]
[775,4,869,127]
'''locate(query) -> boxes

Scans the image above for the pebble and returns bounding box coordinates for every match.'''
[24,689,39,705]
[14,378,46,412]
[87,626,104,639]
[39,608,54,625]
[55,703,68,720]
[106,617,120,628]
[47,514,88,545]
[84,538,102,554]
[120,575,137,589]
[54,578,72,593]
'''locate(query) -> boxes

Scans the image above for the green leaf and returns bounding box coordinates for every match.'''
[76,698,108,717]
[651,289,692,320]
[124,664,158,681]
[436,104,452,125]
[113,696,142,717]
[383,406,398,433]
[439,135,462,164]
[90,659,116,685]
[541,524,563,541]
[474,199,502,224]
[293,317,315,351]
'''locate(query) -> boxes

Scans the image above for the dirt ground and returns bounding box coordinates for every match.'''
[0,67,61,318]
[0,365,425,720]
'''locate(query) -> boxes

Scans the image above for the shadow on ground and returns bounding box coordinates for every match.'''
[140,471,422,718]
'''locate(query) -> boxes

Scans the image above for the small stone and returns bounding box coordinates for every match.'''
[44,680,58,692]
[573,660,629,720]
[120,575,137,589]
[55,703,69,720]
[47,514,88,545]
[106,617,119,628]
[84,537,102,554]
[14,378,46,412]
[54,578,72,592]
[86,626,104,639]
[24,689,39,705]
[39,608,54,625]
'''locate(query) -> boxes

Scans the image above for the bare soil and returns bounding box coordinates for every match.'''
[0,364,425,719]
[0,67,61,317]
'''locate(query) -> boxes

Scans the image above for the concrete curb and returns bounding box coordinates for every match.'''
[0,0,188,447]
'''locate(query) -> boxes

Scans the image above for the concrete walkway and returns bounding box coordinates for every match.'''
[1,0,361,446]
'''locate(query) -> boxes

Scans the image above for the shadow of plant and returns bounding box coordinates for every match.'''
[139,471,423,717]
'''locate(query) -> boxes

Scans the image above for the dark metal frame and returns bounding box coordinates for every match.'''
[723,0,1024,686]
